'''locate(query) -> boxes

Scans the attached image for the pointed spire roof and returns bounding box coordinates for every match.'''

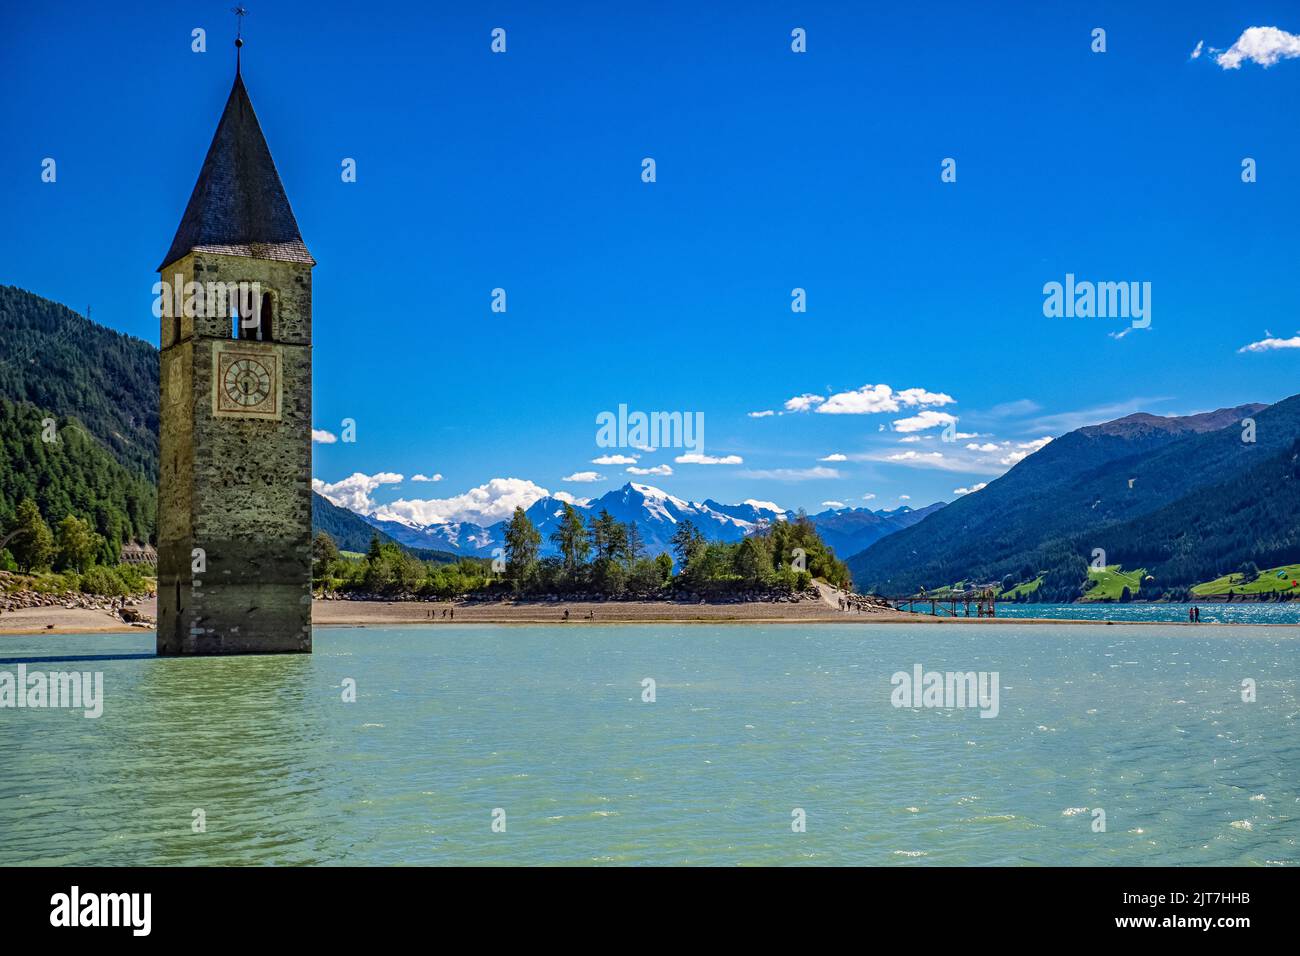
[158,73,313,270]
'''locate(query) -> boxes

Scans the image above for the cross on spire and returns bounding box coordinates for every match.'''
[233,6,247,72]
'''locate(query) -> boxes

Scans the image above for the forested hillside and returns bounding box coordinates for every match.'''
[1095,435,1300,585]
[0,397,155,563]
[0,285,157,476]
[848,398,1300,598]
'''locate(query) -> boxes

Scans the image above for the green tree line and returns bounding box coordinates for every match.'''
[502,504,849,596]
[312,531,493,598]
[2,497,154,596]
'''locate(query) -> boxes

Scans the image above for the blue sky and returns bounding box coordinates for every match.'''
[3,1,1298,527]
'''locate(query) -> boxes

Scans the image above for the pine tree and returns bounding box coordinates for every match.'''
[588,509,618,561]
[503,507,542,587]
[312,531,339,579]
[54,514,100,573]
[550,503,590,573]
[623,521,644,564]
[8,498,54,571]
[733,535,773,585]
[670,519,704,570]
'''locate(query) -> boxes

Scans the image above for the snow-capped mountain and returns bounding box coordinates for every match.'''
[701,498,792,525]
[366,517,498,555]
[352,482,945,562]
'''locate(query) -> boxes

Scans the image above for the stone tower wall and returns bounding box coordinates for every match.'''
[157,251,313,654]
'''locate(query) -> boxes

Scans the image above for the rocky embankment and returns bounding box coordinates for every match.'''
[0,572,154,626]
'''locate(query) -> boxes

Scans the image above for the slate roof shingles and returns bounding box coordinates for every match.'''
[158,73,313,271]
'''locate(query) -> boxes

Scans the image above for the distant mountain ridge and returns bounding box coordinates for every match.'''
[847,399,1300,597]
[808,501,946,558]
[1078,407,1262,439]
[349,482,944,562]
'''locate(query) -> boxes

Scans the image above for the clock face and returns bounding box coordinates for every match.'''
[213,345,280,419]
[223,357,272,407]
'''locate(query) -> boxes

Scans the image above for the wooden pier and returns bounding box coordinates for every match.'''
[886,589,999,618]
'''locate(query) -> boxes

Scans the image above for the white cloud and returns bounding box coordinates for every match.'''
[592,454,638,465]
[897,436,922,443]
[1001,436,1052,466]
[862,493,877,501]
[1215,26,1300,69]
[554,492,591,506]
[738,466,840,481]
[898,495,911,501]
[1190,40,1204,60]
[747,410,776,418]
[411,473,442,482]
[627,464,672,476]
[871,448,988,474]
[817,384,898,414]
[895,388,956,407]
[824,385,952,415]
[372,477,552,527]
[784,393,826,413]
[953,482,988,496]
[1238,332,1300,353]
[675,453,743,465]
[780,384,956,416]
[819,453,848,461]
[821,501,847,509]
[563,471,603,483]
[893,410,958,433]
[966,442,999,452]
[887,451,945,462]
[312,429,338,444]
[313,472,404,512]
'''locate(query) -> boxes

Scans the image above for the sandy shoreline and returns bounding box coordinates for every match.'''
[1,595,1286,635]
[313,598,918,626]
[0,605,154,635]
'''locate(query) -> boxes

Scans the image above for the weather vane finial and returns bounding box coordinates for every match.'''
[233,6,247,73]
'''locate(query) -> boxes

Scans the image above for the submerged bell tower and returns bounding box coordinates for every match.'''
[156,28,314,654]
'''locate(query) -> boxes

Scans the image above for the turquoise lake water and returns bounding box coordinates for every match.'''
[1,623,1297,866]
[995,603,1300,625]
